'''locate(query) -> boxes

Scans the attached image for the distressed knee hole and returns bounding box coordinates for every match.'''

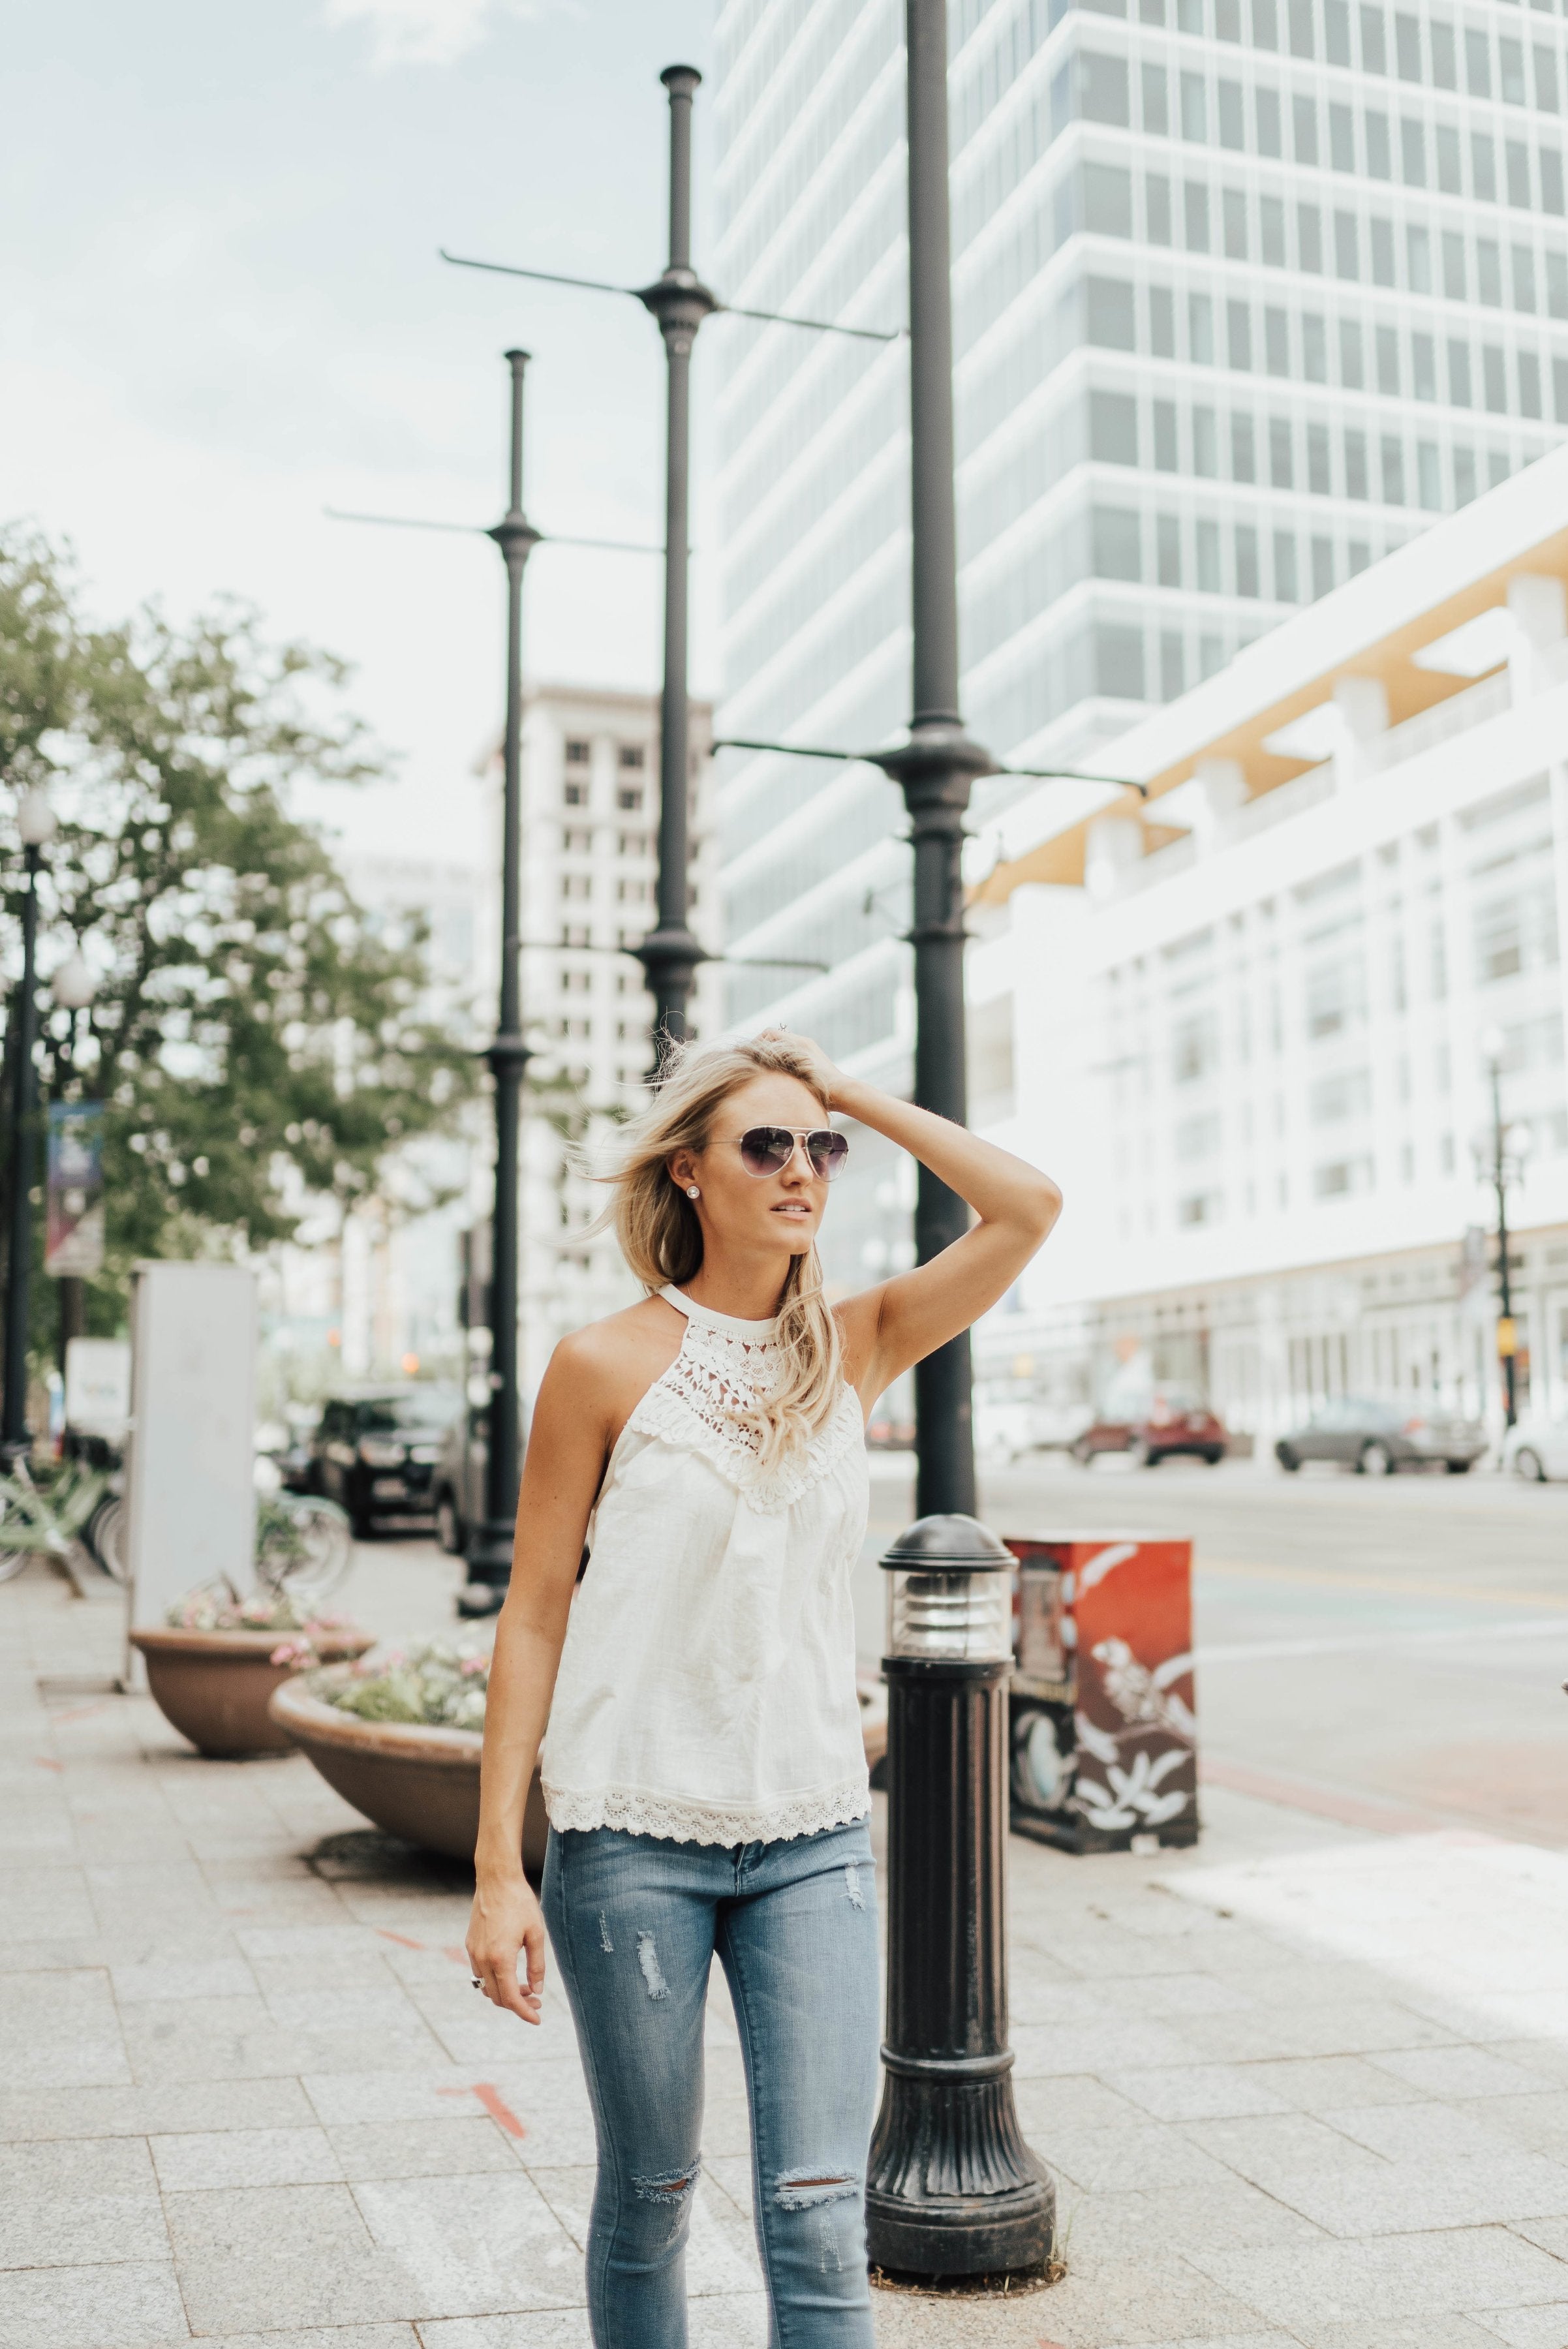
[844,1861,865,1909]
[597,1911,613,1954]
[636,1931,669,2000]
[632,2159,700,2204]
[773,2167,859,2211]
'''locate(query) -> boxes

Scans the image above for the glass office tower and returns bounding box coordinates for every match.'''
[712,0,1568,1264]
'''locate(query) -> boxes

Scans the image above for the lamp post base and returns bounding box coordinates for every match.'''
[867,2051,1054,2277]
[457,1518,515,1618]
[868,2167,1054,2280]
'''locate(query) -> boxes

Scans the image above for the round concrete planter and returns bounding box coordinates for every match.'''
[269,1677,549,1877]
[271,1676,891,1877]
[129,1627,375,1760]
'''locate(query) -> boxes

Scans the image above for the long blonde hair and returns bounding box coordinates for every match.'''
[600,1035,844,1472]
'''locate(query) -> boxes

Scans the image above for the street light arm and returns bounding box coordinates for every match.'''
[713,735,1149,795]
[440,248,901,343]
[719,301,904,343]
[325,506,486,536]
[440,248,639,300]
[324,508,662,555]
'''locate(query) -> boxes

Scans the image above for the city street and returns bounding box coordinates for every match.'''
[880,1454,1568,1850]
[5,1462,1568,2346]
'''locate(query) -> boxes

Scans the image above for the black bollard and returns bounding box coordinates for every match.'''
[866,1512,1054,2277]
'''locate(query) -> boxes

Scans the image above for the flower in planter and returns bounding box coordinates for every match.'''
[166,1579,363,1665]
[314,1637,491,1732]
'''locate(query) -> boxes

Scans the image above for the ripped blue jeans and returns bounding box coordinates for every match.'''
[541,1818,880,2348]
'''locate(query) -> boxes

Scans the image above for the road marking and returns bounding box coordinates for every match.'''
[1201,1757,1447,1835]
[1197,1616,1568,1664]
[438,2081,526,2138]
[1201,1558,1568,1609]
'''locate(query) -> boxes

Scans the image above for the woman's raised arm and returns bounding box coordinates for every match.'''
[765,1031,1062,1414]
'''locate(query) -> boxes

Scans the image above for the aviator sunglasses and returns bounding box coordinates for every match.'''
[720,1126,851,1182]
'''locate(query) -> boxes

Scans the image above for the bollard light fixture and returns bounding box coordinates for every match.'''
[868,1512,1053,2279]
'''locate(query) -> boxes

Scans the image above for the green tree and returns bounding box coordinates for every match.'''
[0,529,478,1324]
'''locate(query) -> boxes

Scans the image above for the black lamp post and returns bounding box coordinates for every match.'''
[632,66,714,1059]
[440,71,899,1071]
[50,947,97,1366]
[3,788,58,1469]
[1477,1027,1531,1432]
[862,0,1053,2281]
[459,350,540,1617]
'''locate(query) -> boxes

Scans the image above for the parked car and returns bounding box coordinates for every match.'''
[1274,1398,1488,1475]
[1501,1413,1568,1482]
[976,1394,1094,1464]
[301,1385,461,1536]
[433,1402,489,1555]
[1071,1387,1227,1467]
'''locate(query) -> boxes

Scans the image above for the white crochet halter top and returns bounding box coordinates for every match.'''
[539,1285,871,1847]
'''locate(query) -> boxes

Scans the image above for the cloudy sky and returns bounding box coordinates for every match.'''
[3,0,716,866]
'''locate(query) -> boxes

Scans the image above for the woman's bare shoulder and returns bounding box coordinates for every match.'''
[548,1294,684,1413]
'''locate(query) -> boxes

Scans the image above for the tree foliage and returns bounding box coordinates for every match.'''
[0,529,478,1310]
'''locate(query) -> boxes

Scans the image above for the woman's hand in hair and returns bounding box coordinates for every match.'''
[827,1079,1062,1411]
[755,1027,846,1109]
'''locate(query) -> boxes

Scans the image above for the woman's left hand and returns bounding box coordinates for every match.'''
[756,1028,848,1110]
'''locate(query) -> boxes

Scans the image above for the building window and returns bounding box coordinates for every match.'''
[617,784,644,811]
[563,779,588,807]
[561,873,591,901]
[618,745,646,770]
[1313,1156,1373,1198]
[565,738,590,765]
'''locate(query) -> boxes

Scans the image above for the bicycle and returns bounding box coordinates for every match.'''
[0,1458,108,1585]
[254,1492,354,1604]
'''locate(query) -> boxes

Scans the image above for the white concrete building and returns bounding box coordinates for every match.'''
[501,684,720,1392]
[968,446,1568,1443]
[257,851,488,1404]
[710,0,1568,1250]
[259,687,720,1406]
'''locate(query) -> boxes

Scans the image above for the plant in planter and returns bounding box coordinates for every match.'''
[268,1637,544,1873]
[131,1583,373,1759]
[273,1643,892,1875]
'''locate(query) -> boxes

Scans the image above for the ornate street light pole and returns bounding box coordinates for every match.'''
[441,70,899,1071]
[863,0,1053,2283]
[633,66,713,1058]
[3,788,59,1467]
[50,948,97,1364]
[460,350,540,1616]
[1477,1028,1531,1432]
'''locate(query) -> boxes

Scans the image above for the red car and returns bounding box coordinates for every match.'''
[1071,1387,1228,1468]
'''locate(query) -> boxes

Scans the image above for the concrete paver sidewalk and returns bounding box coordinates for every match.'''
[5,1549,1568,2349]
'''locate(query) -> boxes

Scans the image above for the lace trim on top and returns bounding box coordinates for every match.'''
[627,1286,863,1514]
[543,1772,872,1847]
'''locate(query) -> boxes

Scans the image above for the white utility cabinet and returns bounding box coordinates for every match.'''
[123,1262,258,1685]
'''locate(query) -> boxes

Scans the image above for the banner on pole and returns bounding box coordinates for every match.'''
[45,1101,105,1276]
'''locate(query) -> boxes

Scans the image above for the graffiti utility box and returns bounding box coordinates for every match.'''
[1005,1534,1199,1855]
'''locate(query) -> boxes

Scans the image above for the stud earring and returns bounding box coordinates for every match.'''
[686,1186,700,1199]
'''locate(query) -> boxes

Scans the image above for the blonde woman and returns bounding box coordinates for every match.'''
[467,1030,1060,2346]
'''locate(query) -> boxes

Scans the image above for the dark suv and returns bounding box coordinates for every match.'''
[301,1386,461,1537]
